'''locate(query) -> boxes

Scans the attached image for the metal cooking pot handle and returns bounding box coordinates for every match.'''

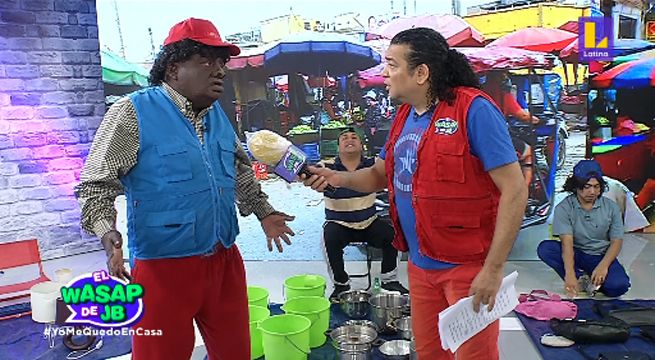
[325,329,332,337]
[386,319,398,333]
[372,338,386,347]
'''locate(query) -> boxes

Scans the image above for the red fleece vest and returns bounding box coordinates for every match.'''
[384,87,501,264]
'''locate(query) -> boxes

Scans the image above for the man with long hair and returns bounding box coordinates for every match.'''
[538,160,630,298]
[76,18,295,359]
[303,28,527,359]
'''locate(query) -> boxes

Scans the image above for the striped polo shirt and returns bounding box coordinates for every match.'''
[323,157,378,229]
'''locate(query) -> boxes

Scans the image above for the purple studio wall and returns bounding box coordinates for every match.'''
[0,0,103,259]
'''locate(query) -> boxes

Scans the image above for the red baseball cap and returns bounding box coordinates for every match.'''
[163,18,241,56]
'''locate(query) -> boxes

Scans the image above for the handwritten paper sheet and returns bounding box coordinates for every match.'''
[438,271,519,352]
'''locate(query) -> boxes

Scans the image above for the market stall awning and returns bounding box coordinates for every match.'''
[101,50,149,87]
[591,57,655,89]
[560,38,655,63]
[488,27,577,53]
[357,46,555,88]
[263,31,381,76]
[368,14,485,47]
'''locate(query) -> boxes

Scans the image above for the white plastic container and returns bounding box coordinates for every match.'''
[30,281,61,323]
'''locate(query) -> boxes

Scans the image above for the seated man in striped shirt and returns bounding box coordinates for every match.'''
[323,128,408,300]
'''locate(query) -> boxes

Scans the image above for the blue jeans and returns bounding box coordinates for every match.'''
[537,240,630,297]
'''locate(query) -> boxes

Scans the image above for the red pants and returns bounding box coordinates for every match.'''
[131,244,250,360]
[408,261,500,360]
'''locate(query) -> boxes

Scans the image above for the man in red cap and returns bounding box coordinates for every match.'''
[76,18,295,359]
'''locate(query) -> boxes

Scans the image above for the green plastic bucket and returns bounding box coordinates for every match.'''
[259,314,311,360]
[282,296,331,348]
[247,286,269,308]
[248,305,270,360]
[284,275,326,301]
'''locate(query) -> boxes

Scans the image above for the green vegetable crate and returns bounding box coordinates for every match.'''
[288,131,319,146]
[320,127,347,141]
[320,140,339,158]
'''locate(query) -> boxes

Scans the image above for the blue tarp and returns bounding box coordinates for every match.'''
[517,299,655,360]
[0,314,131,360]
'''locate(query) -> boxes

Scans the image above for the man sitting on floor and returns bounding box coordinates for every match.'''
[322,127,408,300]
[538,159,631,298]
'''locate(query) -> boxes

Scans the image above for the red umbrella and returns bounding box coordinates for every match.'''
[488,27,577,53]
[558,21,579,34]
[369,14,485,47]
[559,39,579,62]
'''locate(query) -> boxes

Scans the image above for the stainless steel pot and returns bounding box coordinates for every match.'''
[388,316,412,340]
[329,323,380,360]
[344,319,379,333]
[369,293,410,331]
[339,290,371,319]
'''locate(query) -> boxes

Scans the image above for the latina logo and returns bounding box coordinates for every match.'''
[578,16,614,62]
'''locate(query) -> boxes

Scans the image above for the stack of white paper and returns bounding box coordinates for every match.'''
[438,271,519,352]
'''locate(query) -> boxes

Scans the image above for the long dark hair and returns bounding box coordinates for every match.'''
[563,175,607,195]
[390,27,479,105]
[149,39,230,86]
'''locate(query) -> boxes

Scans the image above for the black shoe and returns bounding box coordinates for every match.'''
[381,281,408,294]
[329,284,351,302]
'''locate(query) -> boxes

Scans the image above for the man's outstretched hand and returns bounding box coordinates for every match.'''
[261,212,296,252]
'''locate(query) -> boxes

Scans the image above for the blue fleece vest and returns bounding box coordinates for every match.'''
[122,87,239,264]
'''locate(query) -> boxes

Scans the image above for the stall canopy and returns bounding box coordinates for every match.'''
[357,46,555,88]
[560,38,655,63]
[368,14,485,47]
[612,48,655,65]
[488,27,577,53]
[263,32,381,77]
[101,50,149,87]
[591,57,655,89]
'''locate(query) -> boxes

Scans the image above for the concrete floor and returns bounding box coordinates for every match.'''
[34,231,654,360]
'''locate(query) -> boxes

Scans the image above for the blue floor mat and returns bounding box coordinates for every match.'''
[0,314,131,360]
[516,299,655,360]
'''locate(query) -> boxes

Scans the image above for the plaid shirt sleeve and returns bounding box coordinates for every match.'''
[234,139,276,220]
[74,97,138,239]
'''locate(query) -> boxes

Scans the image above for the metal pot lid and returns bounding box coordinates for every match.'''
[379,340,411,356]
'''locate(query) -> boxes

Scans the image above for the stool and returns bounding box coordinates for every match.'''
[344,242,373,291]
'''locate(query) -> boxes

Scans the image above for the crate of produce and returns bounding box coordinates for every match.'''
[320,127,347,141]
[320,140,339,158]
[288,131,319,146]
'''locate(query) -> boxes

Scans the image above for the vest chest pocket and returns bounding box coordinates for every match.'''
[156,144,193,182]
[217,140,236,179]
[433,139,466,183]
